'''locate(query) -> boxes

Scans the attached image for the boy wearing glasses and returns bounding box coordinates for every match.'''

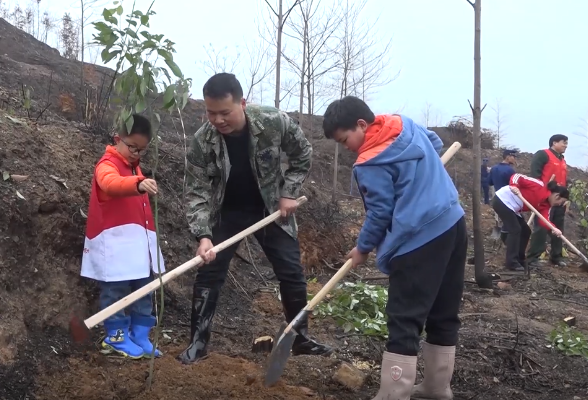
[80,114,164,359]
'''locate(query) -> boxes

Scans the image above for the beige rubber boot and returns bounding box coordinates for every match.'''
[411,342,455,399]
[371,352,417,400]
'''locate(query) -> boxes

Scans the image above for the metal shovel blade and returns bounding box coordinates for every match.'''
[490,225,501,240]
[264,321,299,387]
[69,311,91,343]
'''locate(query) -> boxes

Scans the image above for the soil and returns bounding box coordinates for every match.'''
[1,15,588,400]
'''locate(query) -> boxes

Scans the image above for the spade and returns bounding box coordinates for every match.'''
[264,259,353,387]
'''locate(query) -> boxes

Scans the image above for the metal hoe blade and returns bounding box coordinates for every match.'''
[490,222,501,240]
[264,323,299,387]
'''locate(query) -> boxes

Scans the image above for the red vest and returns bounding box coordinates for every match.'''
[81,152,165,282]
[85,153,155,239]
[540,149,567,186]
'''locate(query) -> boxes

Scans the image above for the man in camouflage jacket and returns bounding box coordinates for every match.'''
[178,73,332,364]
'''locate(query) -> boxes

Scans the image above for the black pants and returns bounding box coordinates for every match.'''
[385,217,467,356]
[492,196,531,268]
[195,208,307,296]
[481,179,490,204]
[527,204,565,262]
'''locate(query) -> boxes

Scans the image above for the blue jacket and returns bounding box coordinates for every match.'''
[481,162,489,180]
[353,115,464,274]
[488,162,515,191]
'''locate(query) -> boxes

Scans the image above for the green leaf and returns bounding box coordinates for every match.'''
[181,90,189,110]
[157,49,172,61]
[103,8,118,25]
[140,14,149,25]
[135,98,147,114]
[163,84,176,107]
[139,77,147,96]
[125,113,134,136]
[101,48,121,64]
[125,28,139,40]
[93,21,111,33]
[116,5,123,15]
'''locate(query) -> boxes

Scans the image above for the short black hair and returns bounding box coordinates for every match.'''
[121,114,152,140]
[549,134,568,147]
[323,96,376,139]
[202,73,243,101]
[547,180,570,199]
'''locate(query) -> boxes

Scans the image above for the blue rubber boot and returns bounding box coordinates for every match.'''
[130,314,162,358]
[101,317,144,359]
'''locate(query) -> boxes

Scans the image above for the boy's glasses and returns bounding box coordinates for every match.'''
[120,137,149,156]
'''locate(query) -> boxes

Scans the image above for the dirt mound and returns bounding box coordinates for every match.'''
[36,351,323,400]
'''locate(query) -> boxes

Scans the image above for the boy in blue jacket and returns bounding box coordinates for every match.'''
[323,96,467,400]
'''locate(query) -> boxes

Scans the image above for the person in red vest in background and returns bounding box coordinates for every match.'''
[526,134,570,268]
[81,114,164,359]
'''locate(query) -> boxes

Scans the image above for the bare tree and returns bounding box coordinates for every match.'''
[467,0,492,288]
[59,12,80,60]
[87,44,100,64]
[243,39,274,102]
[282,0,341,126]
[79,0,104,88]
[333,0,396,102]
[422,101,434,127]
[490,98,507,148]
[262,0,301,109]
[328,0,397,202]
[199,43,242,76]
[421,101,444,127]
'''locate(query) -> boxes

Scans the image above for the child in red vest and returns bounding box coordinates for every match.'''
[81,114,165,359]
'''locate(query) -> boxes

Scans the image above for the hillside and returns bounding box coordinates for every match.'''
[2,16,588,400]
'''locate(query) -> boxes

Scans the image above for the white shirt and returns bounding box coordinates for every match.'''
[495,186,523,215]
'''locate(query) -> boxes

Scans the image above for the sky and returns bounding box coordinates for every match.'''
[3,0,588,167]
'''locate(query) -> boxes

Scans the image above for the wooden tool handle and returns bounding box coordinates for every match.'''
[516,193,585,259]
[441,142,462,164]
[527,174,555,227]
[527,213,535,227]
[306,259,353,311]
[84,196,308,329]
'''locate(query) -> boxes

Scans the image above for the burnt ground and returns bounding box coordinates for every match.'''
[1,15,588,400]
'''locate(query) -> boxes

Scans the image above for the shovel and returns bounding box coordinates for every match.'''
[264,259,353,387]
[69,196,309,343]
[263,141,464,387]
[516,193,588,272]
[490,220,502,240]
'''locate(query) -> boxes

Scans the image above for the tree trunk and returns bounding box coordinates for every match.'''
[274,0,283,109]
[298,17,307,126]
[80,1,84,91]
[471,0,492,288]
[332,143,339,203]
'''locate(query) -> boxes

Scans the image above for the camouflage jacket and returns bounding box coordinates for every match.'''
[184,104,312,240]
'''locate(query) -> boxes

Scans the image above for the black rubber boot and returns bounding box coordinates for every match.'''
[506,262,525,272]
[280,284,333,357]
[178,286,219,364]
